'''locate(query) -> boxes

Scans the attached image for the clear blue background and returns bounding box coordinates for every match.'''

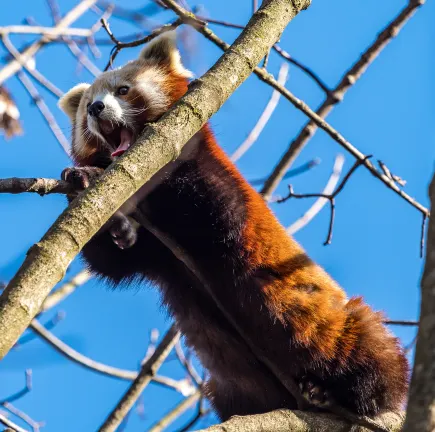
[0,0,434,430]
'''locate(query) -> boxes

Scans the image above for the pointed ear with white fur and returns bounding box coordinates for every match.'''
[58,83,90,121]
[139,32,193,78]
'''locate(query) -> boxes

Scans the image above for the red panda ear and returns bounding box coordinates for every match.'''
[139,32,193,78]
[58,83,90,121]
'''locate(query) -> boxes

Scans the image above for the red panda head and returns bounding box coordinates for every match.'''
[59,32,192,165]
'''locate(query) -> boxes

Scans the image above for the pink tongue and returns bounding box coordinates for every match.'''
[111,128,133,157]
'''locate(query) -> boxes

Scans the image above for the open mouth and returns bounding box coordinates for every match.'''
[99,120,134,158]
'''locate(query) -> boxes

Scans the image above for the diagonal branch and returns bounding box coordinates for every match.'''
[260,0,425,198]
[148,390,201,432]
[29,319,187,393]
[0,0,97,85]
[0,0,310,362]
[166,2,428,218]
[231,62,289,163]
[286,154,344,235]
[98,325,180,432]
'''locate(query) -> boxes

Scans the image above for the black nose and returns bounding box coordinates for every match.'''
[88,101,105,117]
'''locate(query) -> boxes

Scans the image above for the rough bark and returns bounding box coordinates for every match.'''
[0,0,310,359]
[194,410,404,432]
[402,173,435,432]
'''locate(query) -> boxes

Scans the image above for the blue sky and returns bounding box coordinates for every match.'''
[0,0,434,431]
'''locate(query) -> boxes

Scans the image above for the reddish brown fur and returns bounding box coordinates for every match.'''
[65,46,409,421]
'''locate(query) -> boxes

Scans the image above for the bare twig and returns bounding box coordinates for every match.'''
[261,0,425,198]
[384,320,419,327]
[28,319,187,393]
[2,403,42,432]
[16,71,70,155]
[148,391,201,432]
[17,312,65,346]
[277,155,370,245]
[249,158,320,186]
[98,325,180,432]
[0,370,32,405]
[162,1,429,220]
[100,18,183,71]
[231,62,289,162]
[0,26,94,37]
[272,44,330,94]
[0,177,73,195]
[287,155,344,235]
[0,0,98,85]
[420,214,428,258]
[40,269,91,313]
[177,397,210,432]
[2,35,63,98]
[194,11,328,92]
[175,340,202,386]
[0,412,29,432]
[46,0,106,77]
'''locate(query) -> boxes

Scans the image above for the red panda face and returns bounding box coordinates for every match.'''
[59,32,192,165]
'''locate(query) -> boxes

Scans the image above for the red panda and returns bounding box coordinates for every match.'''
[58,33,409,420]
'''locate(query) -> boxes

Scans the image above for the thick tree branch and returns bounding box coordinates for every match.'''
[0,0,310,361]
[403,172,435,431]
[194,410,404,432]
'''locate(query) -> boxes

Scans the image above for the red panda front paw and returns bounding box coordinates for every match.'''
[109,212,137,250]
[61,167,104,190]
[298,376,331,409]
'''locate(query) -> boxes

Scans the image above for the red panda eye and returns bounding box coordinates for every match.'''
[117,86,129,96]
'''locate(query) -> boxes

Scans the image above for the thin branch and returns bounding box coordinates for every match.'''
[272,44,330,94]
[28,319,187,393]
[175,340,202,386]
[0,26,93,37]
[14,73,69,155]
[261,0,425,198]
[0,370,32,405]
[0,0,98,85]
[0,177,73,195]
[287,155,344,235]
[40,269,91,313]
[420,214,427,258]
[384,320,419,326]
[0,412,29,432]
[148,391,201,432]
[2,35,63,98]
[98,325,180,432]
[249,158,320,186]
[17,312,65,346]
[231,62,289,162]
[100,18,183,71]
[276,155,371,245]
[1,403,42,432]
[46,0,107,77]
[172,7,429,218]
[177,394,210,432]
